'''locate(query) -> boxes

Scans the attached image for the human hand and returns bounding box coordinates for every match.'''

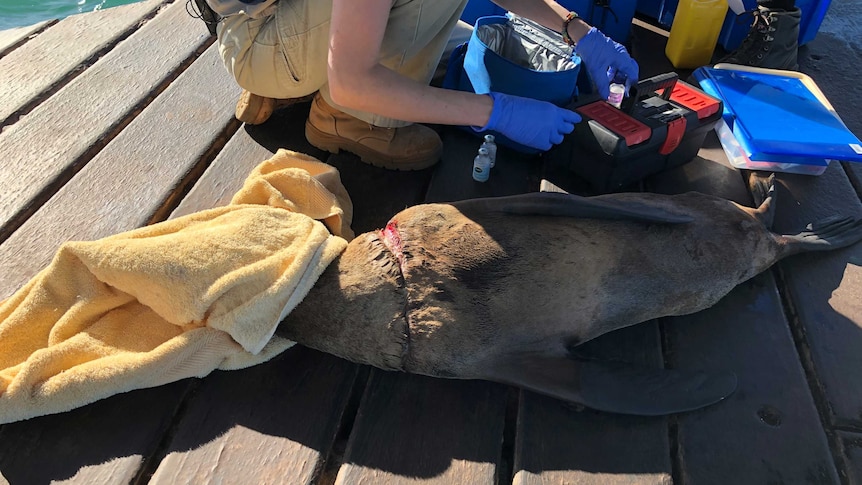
[476,92,581,151]
[574,28,639,100]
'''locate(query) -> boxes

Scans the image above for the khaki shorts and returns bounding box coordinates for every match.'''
[217,0,468,127]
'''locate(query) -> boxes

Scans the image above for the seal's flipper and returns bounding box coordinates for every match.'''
[779,216,862,256]
[574,360,738,415]
[481,353,737,416]
[748,172,776,207]
[454,192,694,224]
[746,172,776,228]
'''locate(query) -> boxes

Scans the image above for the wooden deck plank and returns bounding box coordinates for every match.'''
[0,380,193,485]
[424,128,542,203]
[0,0,212,246]
[336,128,536,484]
[766,163,862,424]
[0,3,859,484]
[323,151,434,233]
[516,147,669,485]
[795,30,862,203]
[665,272,839,484]
[148,105,362,485]
[0,40,239,485]
[336,372,508,485]
[839,431,862,484]
[149,347,359,485]
[244,104,434,236]
[168,102,326,219]
[0,20,52,56]
[164,101,438,485]
[168,131,276,219]
[513,323,671,485]
[0,44,239,301]
[623,21,847,481]
[646,139,840,483]
[845,162,862,200]
[772,25,862,443]
[0,0,168,125]
[210,99,434,235]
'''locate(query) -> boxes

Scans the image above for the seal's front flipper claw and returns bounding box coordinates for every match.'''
[481,353,737,416]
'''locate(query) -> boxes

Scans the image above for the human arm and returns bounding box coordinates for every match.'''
[326,0,578,150]
[327,0,493,128]
[491,0,592,42]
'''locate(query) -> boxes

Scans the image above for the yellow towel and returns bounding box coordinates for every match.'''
[0,149,353,424]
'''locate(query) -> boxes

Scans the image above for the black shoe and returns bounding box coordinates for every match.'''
[718,6,801,70]
[186,0,221,36]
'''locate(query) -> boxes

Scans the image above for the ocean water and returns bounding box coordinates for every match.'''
[0,0,145,31]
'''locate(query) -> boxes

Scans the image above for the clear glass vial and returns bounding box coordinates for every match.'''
[472,147,491,182]
[481,134,497,168]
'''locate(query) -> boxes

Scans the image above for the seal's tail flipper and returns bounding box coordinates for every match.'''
[779,216,862,257]
[481,353,737,416]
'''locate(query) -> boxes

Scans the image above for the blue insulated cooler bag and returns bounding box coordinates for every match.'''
[442,15,582,153]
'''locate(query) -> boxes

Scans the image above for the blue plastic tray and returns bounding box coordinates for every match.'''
[693,65,862,165]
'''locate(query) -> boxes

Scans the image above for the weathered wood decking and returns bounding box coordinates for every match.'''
[1,1,862,483]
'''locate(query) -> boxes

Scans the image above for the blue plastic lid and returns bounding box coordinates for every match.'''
[693,66,862,163]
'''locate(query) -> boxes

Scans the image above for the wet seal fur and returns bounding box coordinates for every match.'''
[278,177,862,415]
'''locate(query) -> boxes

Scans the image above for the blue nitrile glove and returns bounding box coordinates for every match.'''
[475,92,581,151]
[574,27,639,100]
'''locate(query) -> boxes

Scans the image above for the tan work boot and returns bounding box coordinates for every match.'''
[235,90,315,125]
[304,93,442,171]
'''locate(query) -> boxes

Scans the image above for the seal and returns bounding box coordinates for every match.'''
[277,178,862,415]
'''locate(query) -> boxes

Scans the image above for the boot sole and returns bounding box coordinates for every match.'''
[305,121,441,171]
[236,92,316,125]
[235,91,273,125]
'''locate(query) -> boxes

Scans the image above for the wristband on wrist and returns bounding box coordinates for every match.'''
[562,11,580,46]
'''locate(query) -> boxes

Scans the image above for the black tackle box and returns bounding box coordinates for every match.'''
[548,72,723,193]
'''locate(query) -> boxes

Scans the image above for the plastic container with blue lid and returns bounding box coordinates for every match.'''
[693,64,862,175]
